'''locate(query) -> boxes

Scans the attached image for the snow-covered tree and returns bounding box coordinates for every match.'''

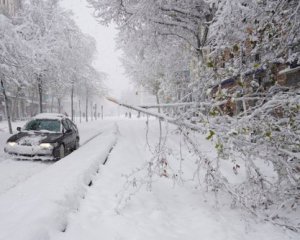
[0,14,31,132]
[89,0,300,231]
[1,0,106,123]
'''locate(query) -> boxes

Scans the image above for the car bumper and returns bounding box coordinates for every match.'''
[4,145,56,160]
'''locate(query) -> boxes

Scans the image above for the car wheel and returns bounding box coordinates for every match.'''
[74,138,79,150]
[59,144,65,159]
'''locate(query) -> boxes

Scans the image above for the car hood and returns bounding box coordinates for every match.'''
[7,131,63,146]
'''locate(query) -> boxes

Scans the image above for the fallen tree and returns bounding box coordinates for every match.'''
[107,86,300,232]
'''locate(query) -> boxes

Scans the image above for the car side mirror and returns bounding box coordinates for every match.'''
[17,127,21,132]
[67,129,72,133]
[63,129,72,134]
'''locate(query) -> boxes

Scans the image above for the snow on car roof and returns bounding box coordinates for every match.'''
[33,113,68,120]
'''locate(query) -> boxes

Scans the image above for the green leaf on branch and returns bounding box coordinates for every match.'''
[237,80,244,87]
[215,142,224,154]
[206,130,215,140]
[209,109,219,116]
[233,44,239,52]
[265,131,272,139]
[207,61,214,68]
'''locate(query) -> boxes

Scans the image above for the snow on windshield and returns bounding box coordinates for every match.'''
[24,119,61,132]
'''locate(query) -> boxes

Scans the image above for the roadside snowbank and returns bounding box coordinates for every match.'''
[0,124,118,240]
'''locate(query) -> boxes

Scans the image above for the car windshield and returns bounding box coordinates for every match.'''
[24,119,61,132]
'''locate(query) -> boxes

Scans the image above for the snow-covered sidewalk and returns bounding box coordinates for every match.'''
[56,119,298,240]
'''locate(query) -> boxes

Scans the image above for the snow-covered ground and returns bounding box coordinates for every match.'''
[0,118,298,240]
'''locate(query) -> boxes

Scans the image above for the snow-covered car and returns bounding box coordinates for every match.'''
[4,113,79,160]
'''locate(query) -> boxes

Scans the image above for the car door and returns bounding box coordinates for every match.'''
[61,119,73,151]
[66,119,77,147]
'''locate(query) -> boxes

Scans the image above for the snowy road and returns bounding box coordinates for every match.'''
[0,120,113,196]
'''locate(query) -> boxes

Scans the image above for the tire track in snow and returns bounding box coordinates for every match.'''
[79,122,117,147]
[103,144,116,165]
[80,131,103,147]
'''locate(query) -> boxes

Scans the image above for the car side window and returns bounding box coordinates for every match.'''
[70,121,78,132]
[62,120,71,131]
[67,119,77,132]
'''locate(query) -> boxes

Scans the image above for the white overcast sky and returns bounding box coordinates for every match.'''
[61,0,131,98]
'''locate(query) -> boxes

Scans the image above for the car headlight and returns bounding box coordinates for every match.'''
[39,143,53,149]
[7,142,17,147]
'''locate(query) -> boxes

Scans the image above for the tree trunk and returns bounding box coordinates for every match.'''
[155,94,160,112]
[50,95,54,113]
[156,92,162,152]
[1,79,12,134]
[58,98,61,113]
[94,104,97,120]
[71,83,74,121]
[85,92,88,122]
[79,100,82,123]
[37,74,43,113]
[11,96,16,121]
[20,98,25,119]
[90,102,93,121]
[240,42,247,116]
